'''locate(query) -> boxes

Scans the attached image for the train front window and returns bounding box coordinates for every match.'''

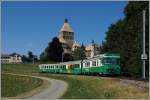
[102,58,119,64]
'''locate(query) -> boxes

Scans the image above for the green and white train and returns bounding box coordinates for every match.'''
[39,53,121,75]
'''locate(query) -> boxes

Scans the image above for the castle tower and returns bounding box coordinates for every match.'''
[58,18,74,53]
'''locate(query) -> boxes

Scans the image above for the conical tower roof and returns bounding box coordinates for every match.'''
[60,18,73,32]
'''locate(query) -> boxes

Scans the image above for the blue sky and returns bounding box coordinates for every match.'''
[2,1,127,56]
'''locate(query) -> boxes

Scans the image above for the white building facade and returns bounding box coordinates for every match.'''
[1,53,22,64]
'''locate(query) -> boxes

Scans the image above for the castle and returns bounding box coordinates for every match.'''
[58,18,101,58]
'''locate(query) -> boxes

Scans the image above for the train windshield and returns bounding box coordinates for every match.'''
[102,57,119,65]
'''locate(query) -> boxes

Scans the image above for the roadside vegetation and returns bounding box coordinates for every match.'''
[2,64,149,99]
[1,73,43,97]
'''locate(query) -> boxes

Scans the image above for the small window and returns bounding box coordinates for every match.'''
[84,62,90,67]
[75,64,79,68]
[97,60,99,66]
[85,62,90,67]
[92,61,96,66]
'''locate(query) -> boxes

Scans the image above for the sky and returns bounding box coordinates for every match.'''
[2,1,127,56]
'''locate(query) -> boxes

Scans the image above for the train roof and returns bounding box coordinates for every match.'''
[39,60,82,66]
[83,53,120,61]
[39,53,120,66]
[95,53,120,58]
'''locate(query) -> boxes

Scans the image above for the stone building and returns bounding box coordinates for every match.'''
[1,53,22,63]
[85,40,101,58]
[72,41,80,51]
[57,18,100,58]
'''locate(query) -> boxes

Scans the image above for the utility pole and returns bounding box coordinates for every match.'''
[141,10,147,79]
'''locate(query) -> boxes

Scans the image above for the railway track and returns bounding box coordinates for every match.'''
[94,75,149,89]
[55,73,149,89]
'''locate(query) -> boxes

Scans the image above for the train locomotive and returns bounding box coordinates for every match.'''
[38,53,121,76]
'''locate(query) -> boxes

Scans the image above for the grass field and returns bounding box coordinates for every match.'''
[1,63,149,99]
[1,73,43,97]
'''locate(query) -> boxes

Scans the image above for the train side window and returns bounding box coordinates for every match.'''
[75,64,77,68]
[76,64,79,68]
[74,64,76,68]
[64,65,66,69]
[87,62,90,67]
[97,60,99,66]
[92,61,96,66]
[85,62,88,67]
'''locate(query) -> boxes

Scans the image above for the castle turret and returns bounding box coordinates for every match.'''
[58,18,74,54]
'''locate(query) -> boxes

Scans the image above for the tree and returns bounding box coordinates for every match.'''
[81,43,85,51]
[40,37,64,62]
[28,51,34,62]
[63,53,73,62]
[72,47,86,60]
[27,51,38,63]
[22,55,30,62]
[101,1,149,78]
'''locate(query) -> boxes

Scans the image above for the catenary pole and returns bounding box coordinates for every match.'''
[142,10,146,79]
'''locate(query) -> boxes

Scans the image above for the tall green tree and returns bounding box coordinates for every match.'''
[40,37,64,62]
[81,43,85,51]
[27,51,38,63]
[28,51,34,62]
[101,1,149,77]
[22,55,30,62]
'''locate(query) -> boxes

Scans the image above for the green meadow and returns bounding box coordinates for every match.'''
[1,64,149,99]
[1,73,43,97]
